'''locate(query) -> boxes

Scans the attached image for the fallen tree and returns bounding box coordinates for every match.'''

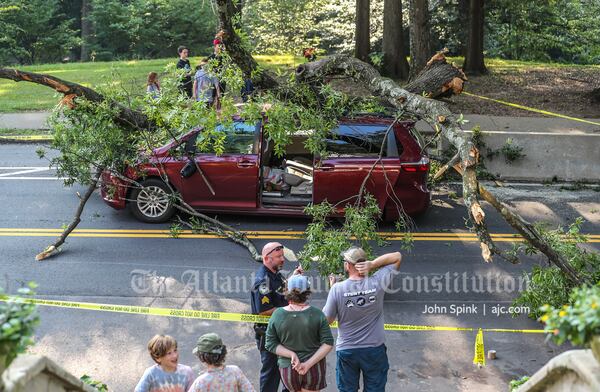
[0,2,589,286]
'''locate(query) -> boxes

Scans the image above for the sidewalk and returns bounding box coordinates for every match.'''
[2,111,600,133]
[0,112,51,129]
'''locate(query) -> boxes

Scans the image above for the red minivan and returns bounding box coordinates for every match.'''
[100,115,430,223]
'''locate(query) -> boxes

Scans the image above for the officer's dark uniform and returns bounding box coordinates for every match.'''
[251,265,289,392]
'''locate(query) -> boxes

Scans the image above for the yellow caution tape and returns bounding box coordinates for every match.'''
[0,295,544,333]
[1,295,548,368]
[462,91,600,126]
[0,135,53,141]
[473,328,486,367]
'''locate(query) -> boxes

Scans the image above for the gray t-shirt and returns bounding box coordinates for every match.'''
[134,363,194,392]
[323,265,396,351]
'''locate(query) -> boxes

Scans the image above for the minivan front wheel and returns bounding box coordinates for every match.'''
[130,178,175,223]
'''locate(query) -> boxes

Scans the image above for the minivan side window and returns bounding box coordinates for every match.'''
[325,124,402,157]
[215,121,260,154]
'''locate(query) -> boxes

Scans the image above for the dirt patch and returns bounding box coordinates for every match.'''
[450,67,600,118]
[330,66,600,118]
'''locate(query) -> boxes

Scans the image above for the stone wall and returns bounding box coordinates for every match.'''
[516,350,600,392]
[1,354,97,392]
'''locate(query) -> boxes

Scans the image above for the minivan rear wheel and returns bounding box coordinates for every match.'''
[129,178,175,223]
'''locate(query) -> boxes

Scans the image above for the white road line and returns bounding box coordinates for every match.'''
[0,167,51,170]
[0,168,50,177]
[0,177,64,180]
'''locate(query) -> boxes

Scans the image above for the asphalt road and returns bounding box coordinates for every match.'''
[1,144,599,391]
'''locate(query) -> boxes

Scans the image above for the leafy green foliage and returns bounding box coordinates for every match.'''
[243,0,386,55]
[80,374,109,392]
[169,223,183,239]
[486,0,600,64]
[509,376,530,391]
[498,138,525,164]
[0,283,39,369]
[0,0,79,64]
[299,194,387,277]
[47,99,139,186]
[539,285,600,347]
[87,0,216,61]
[512,218,600,319]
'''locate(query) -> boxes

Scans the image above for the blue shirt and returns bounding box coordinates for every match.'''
[251,265,288,314]
[194,68,218,103]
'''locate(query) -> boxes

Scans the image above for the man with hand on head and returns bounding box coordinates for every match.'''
[323,247,402,392]
[251,242,302,392]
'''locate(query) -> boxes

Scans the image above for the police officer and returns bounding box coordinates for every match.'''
[251,242,301,392]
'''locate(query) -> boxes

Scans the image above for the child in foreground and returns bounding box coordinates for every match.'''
[188,332,255,392]
[134,334,194,392]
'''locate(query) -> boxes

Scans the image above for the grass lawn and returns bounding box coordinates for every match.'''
[0,55,304,112]
[1,55,598,113]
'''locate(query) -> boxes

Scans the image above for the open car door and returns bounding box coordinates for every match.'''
[177,121,261,209]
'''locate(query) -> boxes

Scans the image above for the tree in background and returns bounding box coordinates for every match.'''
[408,0,431,80]
[0,0,79,64]
[463,0,486,74]
[80,0,92,62]
[486,0,600,64]
[242,0,327,55]
[87,0,217,61]
[382,0,409,79]
[355,0,370,61]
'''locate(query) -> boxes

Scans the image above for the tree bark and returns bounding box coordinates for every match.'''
[36,169,102,261]
[458,0,469,56]
[463,0,487,75]
[214,0,279,89]
[355,0,371,61]
[382,0,409,79]
[80,0,92,62]
[408,0,431,80]
[0,68,154,132]
[296,54,584,283]
[403,49,467,99]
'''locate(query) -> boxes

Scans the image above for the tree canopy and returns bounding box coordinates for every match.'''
[1,0,599,65]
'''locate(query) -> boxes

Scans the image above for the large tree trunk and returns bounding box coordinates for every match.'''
[463,0,487,75]
[458,0,469,56]
[80,0,92,62]
[382,0,409,79]
[214,0,278,89]
[408,0,431,80]
[403,50,466,99]
[355,0,371,61]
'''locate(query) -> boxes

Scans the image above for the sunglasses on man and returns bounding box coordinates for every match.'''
[265,245,284,256]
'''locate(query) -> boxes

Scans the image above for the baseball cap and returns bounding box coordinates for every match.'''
[287,275,310,293]
[341,246,367,264]
[193,333,224,355]
[262,242,284,258]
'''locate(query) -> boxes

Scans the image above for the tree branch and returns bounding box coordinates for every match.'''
[35,169,102,261]
[0,67,155,131]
